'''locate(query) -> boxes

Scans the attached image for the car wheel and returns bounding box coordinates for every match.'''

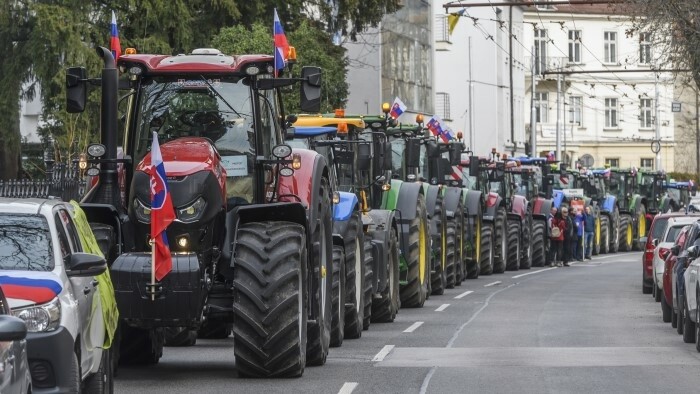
[677,293,685,335]
[655,285,662,302]
[683,298,696,343]
[661,293,672,323]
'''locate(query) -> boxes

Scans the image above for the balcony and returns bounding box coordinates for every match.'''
[524,56,569,77]
[436,92,451,121]
[435,15,451,51]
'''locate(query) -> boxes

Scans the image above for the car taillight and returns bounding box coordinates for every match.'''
[659,248,670,260]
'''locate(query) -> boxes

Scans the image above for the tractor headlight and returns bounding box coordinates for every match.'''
[178,197,206,223]
[134,199,151,223]
[13,297,61,332]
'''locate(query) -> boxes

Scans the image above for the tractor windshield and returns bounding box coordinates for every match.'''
[638,174,656,199]
[389,137,405,175]
[608,172,626,200]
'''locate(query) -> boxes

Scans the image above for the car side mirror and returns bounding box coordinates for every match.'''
[652,238,659,247]
[66,67,87,113]
[406,139,421,168]
[671,244,680,256]
[687,245,699,260]
[300,66,321,113]
[66,253,107,277]
[0,316,27,341]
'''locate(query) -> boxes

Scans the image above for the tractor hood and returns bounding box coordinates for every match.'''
[136,137,221,177]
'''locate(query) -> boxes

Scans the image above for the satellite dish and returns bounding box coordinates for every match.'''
[580,154,594,167]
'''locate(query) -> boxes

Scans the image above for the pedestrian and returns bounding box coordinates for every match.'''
[547,206,558,266]
[583,206,595,260]
[562,207,575,267]
[550,208,566,267]
[574,207,584,261]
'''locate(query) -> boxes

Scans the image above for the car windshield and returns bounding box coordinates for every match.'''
[651,217,669,241]
[666,225,687,242]
[0,214,53,271]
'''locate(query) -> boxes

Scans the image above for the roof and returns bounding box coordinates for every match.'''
[294,116,366,129]
[294,126,337,138]
[524,2,630,16]
[0,198,63,215]
[118,52,273,74]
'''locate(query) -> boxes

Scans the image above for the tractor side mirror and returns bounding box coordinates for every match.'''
[448,145,461,166]
[357,143,371,171]
[439,158,452,178]
[406,139,421,168]
[425,140,440,159]
[300,66,322,113]
[469,156,479,177]
[66,67,87,113]
[429,158,451,184]
[560,164,568,175]
[382,141,392,170]
[284,127,296,140]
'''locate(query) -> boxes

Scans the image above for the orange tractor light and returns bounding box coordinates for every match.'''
[457,131,463,140]
[124,47,137,55]
[334,108,345,118]
[416,114,424,124]
[382,102,391,114]
[288,46,297,62]
[337,122,349,134]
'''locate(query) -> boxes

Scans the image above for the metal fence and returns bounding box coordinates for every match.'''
[0,163,86,202]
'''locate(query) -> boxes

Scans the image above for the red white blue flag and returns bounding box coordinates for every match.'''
[150,132,175,281]
[110,11,121,61]
[427,116,453,142]
[0,272,63,305]
[273,9,290,77]
[389,97,407,119]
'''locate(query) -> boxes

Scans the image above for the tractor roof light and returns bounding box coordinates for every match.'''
[292,153,302,170]
[337,122,348,134]
[382,102,391,114]
[457,131,463,140]
[245,65,261,76]
[335,108,345,118]
[416,114,424,124]
[288,46,297,62]
[124,48,137,55]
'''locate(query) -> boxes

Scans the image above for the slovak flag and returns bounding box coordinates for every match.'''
[150,132,176,281]
[273,9,290,77]
[427,116,451,142]
[389,97,407,119]
[547,151,556,162]
[110,11,121,61]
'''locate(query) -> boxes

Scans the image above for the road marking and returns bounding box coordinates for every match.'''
[454,290,474,299]
[372,345,395,362]
[338,382,358,394]
[404,321,424,333]
[435,303,450,312]
[512,266,557,279]
[484,281,501,287]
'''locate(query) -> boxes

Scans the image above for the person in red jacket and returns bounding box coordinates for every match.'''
[549,208,566,267]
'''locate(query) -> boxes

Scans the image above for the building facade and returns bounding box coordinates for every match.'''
[523,4,676,171]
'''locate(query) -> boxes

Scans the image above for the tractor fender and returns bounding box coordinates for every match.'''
[277,149,329,228]
[464,189,483,219]
[602,195,616,213]
[443,186,463,219]
[333,191,358,222]
[552,190,564,209]
[424,184,441,219]
[629,194,642,213]
[484,194,502,220]
[507,212,522,223]
[394,181,423,222]
[381,179,403,211]
[365,209,399,295]
[534,198,552,220]
[511,195,528,220]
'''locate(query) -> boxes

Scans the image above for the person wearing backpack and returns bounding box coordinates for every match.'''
[549,208,566,267]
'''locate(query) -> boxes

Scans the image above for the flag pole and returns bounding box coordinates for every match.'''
[151,238,156,301]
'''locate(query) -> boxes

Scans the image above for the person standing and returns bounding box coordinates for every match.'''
[547,207,558,266]
[562,207,574,267]
[583,206,595,260]
[574,207,584,261]
[550,209,566,267]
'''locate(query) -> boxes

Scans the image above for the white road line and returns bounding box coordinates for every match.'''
[403,321,424,333]
[372,345,395,362]
[454,290,474,299]
[435,303,450,312]
[338,382,358,394]
[484,281,501,287]
[512,266,557,279]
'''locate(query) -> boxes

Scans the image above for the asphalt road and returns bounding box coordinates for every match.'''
[115,252,700,393]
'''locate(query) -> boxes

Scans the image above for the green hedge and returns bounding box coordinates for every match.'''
[667,171,700,184]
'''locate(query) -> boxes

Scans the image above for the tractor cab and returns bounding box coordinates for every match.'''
[637,170,666,215]
[664,181,692,211]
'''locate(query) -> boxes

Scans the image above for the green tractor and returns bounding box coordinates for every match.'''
[607,168,645,252]
[635,169,666,236]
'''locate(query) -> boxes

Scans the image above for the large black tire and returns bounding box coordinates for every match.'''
[677,292,685,335]
[454,202,466,286]
[531,220,546,267]
[118,324,164,366]
[593,214,601,256]
[672,308,678,328]
[83,348,114,394]
[66,352,80,394]
[683,297,696,343]
[306,178,333,366]
[696,295,700,352]
[430,193,447,295]
[493,206,508,274]
[342,212,365,339]
[372,225,400,323]
[654,284,662,302]
[610,207,620,253]
[520,211,533,270]
[600,215,610,254]
[400,194,429,308]
[444,216,457,289]
[466,214,483,279]
[633,205,647,251]
[479,222,494,275]
[362,235,374,331]
[661,291,672,323]
[198,320,232,339]
[232,222,308,378]
[619,213,633,252]
[330,246,345,348]
[165,327,197,347]
[506,219,521,271]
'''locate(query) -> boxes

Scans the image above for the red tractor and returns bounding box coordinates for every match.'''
[67,47,333,377]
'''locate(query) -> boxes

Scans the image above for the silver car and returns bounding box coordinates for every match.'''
[0,286,31,394]
[652,216,700,302]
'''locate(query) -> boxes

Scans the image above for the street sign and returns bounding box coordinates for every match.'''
[651,140,661,154]
[672,102,682,112]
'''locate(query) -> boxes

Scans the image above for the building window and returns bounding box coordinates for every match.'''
[535,92,548,123]
[436,15,450,43]
[568,96,582,126]
[605,98,618,128]
[640,158,654,169]
[436,92,451,121]
[640,98,653,129]
[605,158,620,168]
[568,30,581,64]
[604,31,617,63]
[536,0,554,10]
[639,33,652,65]
[534,29,548,75]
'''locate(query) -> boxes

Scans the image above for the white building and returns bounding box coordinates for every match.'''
[523,3,675,171]
[433,2,527,156]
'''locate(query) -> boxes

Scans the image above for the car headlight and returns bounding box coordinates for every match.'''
[178,197,206,223]
[13,297,61,332]
[134,199,151,223]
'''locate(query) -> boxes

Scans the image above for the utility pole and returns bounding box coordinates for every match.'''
[530,47,537,157]
[556,73,562,162]
[468,36,475,151]
[696,88,699,175]
[655,74,661,170]
[509,6,515,156]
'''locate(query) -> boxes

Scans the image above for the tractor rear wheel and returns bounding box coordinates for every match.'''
[430,193,447,295]
[454,202,466,286]
[400,194,429,308]
[342,212,365,339]
[330,246,345,347]
[371,226,400,323]
[466,215,482,279]
[198,320,232,339]
[531,220,546,267]
[164,327,197,347]
[520,211,533,269]
[619,214,633,252]
[479,222,494,275]
[506,219,521,271]
[611,208,620,253]
[600,215,610,254]
[118,324,164,366]
[634,206,647,251]
[232,222,308,378]
[362,234,374,331]
[445,216,457,289]
[493,207,508,274]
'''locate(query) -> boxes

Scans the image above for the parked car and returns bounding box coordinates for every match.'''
[0,285,31,394]
[662,225,691,325]
[651,217,700,303]
[641,213,700,294]
[683,238,700,351]
[0,199,112,393]
[671,221,700,343]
